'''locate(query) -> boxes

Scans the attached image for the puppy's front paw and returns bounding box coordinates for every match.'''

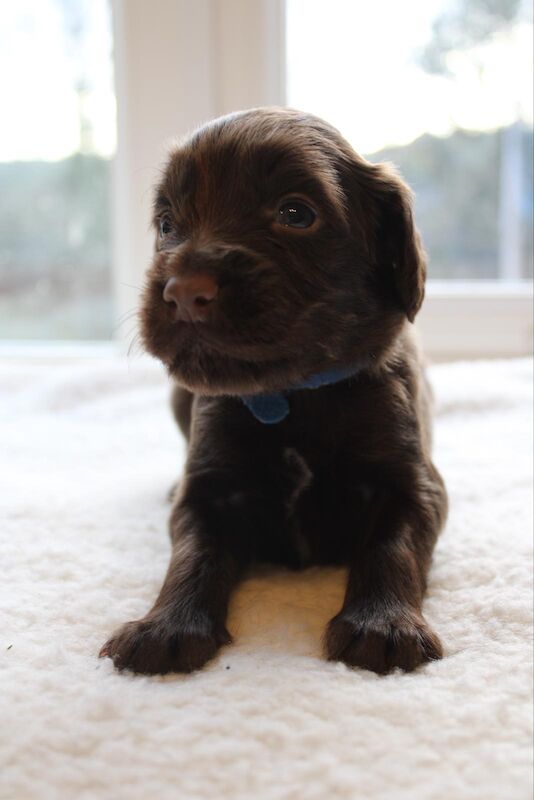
[99,615,231,675]
[324,609,442,674]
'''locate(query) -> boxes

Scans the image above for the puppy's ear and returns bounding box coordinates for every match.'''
[343,156,427,322]
[373,169,427,322]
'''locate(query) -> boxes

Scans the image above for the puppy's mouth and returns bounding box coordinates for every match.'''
[163,342,287,398]
[184,319,293,361]
[145,298,337,396]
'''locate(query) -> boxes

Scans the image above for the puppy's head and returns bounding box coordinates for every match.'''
[140,108,426,395]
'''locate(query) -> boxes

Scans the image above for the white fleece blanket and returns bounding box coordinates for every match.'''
[1,356,532,800]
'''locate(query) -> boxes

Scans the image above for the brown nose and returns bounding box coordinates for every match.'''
[163,275,218,322]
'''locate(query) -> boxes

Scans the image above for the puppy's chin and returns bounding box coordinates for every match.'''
[161,333,388,397]
[140,310,326,396]
[165,346,315,397]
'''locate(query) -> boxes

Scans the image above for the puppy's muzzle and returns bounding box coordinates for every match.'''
[163,274,219,323]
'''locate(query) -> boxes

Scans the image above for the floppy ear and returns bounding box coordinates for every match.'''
[341,154,427,323]
[374,170,426,322]
[366,166,427,323]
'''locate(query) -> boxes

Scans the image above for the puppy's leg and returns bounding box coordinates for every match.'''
[171,383,193,440]
[324,463,447,674]
[100,445,304,674]
[166,385,193,502]
[100,490,246,674]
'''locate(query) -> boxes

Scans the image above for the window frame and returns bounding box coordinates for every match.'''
[420,281,532,361]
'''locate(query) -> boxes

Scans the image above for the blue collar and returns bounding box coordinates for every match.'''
[239,364,360,424]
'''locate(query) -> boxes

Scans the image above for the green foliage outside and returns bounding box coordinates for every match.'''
[0,154,112,339]
[370,125,533,280]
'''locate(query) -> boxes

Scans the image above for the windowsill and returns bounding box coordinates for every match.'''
[426,280,532,297]
[420,280,533,361]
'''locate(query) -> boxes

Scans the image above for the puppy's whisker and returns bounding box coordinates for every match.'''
[127,331,143,360]
[114,309,140,332]
[117,306,138,321]
[120,282,143,292]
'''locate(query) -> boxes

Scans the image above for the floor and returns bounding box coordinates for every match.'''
[1,355,532,800]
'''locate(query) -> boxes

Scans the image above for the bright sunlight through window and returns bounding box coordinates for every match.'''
[0,0,115,340]
[286,0,533,281]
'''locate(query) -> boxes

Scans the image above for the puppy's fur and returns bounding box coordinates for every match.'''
[101,108,447,675]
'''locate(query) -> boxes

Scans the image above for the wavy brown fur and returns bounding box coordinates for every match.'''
[100,108,447,675]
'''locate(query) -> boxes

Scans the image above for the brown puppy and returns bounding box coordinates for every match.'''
[100,107,447,675]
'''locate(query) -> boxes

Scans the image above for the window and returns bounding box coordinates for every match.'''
[0,0,115,340]
[2,0,529,359]
[286,0,533,282]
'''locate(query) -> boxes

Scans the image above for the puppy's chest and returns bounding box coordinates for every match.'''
[278,444,375,566]
[279,383,383,454]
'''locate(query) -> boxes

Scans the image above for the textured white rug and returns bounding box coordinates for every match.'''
[1,355,532,800]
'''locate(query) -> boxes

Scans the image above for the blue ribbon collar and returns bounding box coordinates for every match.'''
[239,364,359,424]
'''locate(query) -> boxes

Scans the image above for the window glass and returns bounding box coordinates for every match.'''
[286,0,533,280]
[0,0,115,339]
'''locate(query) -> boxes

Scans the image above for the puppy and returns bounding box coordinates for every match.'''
[100,107,447,675]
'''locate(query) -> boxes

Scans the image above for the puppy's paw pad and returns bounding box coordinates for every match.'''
[99,617,231,675]
[324,611,442,674]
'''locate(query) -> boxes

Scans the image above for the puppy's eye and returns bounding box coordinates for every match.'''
[159,216,173,237]
[277,200,316,229]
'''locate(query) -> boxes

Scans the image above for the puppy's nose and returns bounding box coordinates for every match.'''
[163,275,218,322]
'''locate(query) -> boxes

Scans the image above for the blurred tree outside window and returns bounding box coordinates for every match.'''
[287,0,533,281]
[0,0,115,339]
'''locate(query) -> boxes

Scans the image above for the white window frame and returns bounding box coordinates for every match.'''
[2,0,531,362]
[419,281,532,361]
